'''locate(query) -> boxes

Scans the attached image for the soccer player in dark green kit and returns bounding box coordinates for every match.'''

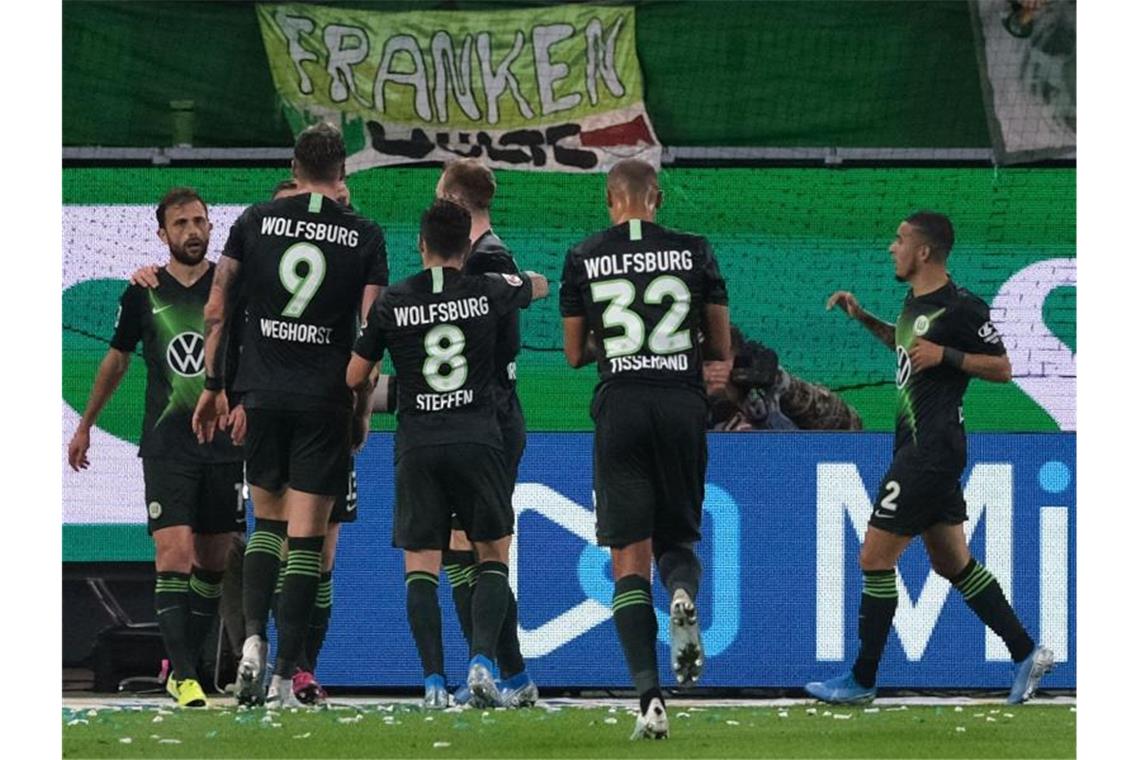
[68,188,244,707]
[807,211,1054,705]
[560,159,731,739]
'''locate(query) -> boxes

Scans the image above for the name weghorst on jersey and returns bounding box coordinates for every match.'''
[893,280,1006,466]
[354,267,533,456]
[223,192,388,407]
[560,221,729,391]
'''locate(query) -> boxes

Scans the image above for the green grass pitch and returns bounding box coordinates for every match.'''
[63,702,1075,759]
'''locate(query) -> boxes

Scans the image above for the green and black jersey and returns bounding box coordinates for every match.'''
[462,230,521,406]
[111,264,241,463]
[893,280,1006,467]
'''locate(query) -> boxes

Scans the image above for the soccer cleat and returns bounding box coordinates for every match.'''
[669,589,704,685]
[498,671,539,708]
[165,677,208,708]
[452,684,472,706]
[467,654,503,708]
[1008,646,1055,704]
[236,635,267,706]
[630,697,669,740]
[292,669,328,706]
[423,674,449,710]
[266,674,303,708]
[804,672,877,705]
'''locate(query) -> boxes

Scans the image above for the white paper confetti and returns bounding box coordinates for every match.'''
[726,720,740,726]
[1004,713,1014,718]
[805,708,817,715]
[86,710,98,717]
[159,739,182,744]
[954,706,964,712]
[433,742,451,749]
[833,714,852,720]
[152,716,163,723]
[863,708,880,713]
[604,717,617,724]
[118,738,132,744]
[956,727,967,733]
[292,733,312,739]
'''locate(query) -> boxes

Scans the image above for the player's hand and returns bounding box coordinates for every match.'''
[908,338,945,373]
[192,390,229,444]
[826,290,864,320]
[68,426,91,471]
[703,360,732,395]
[228,404,247,446]
[351,412,370,454]
[129,265,161,289]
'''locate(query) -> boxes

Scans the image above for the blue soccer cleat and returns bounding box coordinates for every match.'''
[1008,646,1055,704]
[804,672,877,704]
[423,674,448,710]
[498,671,539,708]
[467,655,503,708]
[452,683,472,706]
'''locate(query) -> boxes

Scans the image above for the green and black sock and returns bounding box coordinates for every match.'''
[155,571,195,681]
[470,561,511,661]
[442,549,477,647]
[612,574,659,698]
[406,571,444,677]
[304,570,333,672]
[274,536,324,677]
[952,558,1035,662]
[496,589,526,679]
[654,542,702,600]
[186,566,224,665]
[243,518,287,640]
[852,569,898,689]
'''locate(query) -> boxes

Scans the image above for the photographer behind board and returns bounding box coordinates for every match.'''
[703,325,862,432]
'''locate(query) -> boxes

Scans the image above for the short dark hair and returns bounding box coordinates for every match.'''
[905,211,955,262]
[606,158,659,197]
[420,199,471,261]
[272,178,298,199]
[156,187,207,228]
[293,122,346,183]
[439,159,496,212]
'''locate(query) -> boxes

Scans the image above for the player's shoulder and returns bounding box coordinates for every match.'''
[385,270,426,298]
[949,282,991,314]
[333,202,385,235]
[648,221,710,249]
[567,226,615,259]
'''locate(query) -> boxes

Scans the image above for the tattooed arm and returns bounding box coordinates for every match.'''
[192,256,242,444]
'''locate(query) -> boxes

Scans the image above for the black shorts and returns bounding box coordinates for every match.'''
[451,396,526,531]
[592,383,707,547]
[142,458,245,535]
[395,443,514,550]
[330,458,358,524]
[868,447,968,536]
[244,406,351,496]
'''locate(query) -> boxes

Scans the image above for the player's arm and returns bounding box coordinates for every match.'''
[562,317,595,368]
[702,304,731,361]
[524,271,550,300]
[558,249,591,367]
[826,290,894,349]
[67,348,132,471]
[193,256,242,443]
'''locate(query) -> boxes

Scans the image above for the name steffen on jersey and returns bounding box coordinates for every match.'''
[583,249,694,279]
[259,216,360,247]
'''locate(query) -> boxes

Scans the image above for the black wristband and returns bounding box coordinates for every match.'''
[204,376,224,391]
[942,347,965,370]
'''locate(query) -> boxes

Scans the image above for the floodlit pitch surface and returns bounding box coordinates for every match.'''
[62,697,1075,758]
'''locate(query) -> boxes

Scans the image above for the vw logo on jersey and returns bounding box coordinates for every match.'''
[167,331,206,377]
[896,345,912,388]
[914,314,931,336]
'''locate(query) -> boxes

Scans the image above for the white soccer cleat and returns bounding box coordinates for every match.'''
[669,589,704,685]
[266,674,303,708]
[236,635,267,706]
[630,697,670,740]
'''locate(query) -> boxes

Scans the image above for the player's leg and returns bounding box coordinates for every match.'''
[269,487,334,706]
[185,462,245,676]
[442,526,477,648]
[394,447,452,708]
[593,387,667,739]
[923,521,1053,703]
[492,408,535,708]
[457,444,516,708]
[649,389,707,685]
[144,458,207,707]
[238,408,291,704]
[405,549,448,709]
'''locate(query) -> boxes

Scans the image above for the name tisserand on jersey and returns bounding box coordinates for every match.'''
[255,215,362,346]
[583,247,696,374]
